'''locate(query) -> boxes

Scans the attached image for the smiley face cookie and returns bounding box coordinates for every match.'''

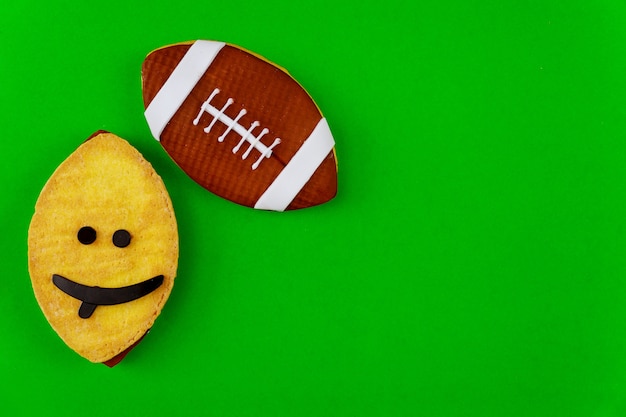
[28,131,178,365]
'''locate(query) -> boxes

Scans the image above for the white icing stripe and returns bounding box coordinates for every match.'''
[145,40,225,140]
[254,118,335,211]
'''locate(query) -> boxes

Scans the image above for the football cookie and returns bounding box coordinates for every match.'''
[28,131,178,366]
[141,40,338,211]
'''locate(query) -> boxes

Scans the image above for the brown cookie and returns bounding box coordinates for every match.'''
[142,40,338,211]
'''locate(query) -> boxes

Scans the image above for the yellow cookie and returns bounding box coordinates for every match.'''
[28,131,178,365]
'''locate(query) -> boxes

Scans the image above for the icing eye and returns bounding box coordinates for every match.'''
[77,226,97,245]
[112,229,131,248]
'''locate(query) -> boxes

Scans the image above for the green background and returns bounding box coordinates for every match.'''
[2,0,626,415]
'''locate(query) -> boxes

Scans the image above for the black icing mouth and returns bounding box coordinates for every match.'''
[52,274,164,319]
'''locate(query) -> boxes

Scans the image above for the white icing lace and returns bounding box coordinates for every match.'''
[193,88,281,170]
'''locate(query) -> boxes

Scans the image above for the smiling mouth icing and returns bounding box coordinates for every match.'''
[52,274,164,318]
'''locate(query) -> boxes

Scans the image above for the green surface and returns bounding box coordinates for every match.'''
[2,1,626,416]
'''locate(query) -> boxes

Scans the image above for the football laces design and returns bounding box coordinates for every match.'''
[192,87,282,170]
